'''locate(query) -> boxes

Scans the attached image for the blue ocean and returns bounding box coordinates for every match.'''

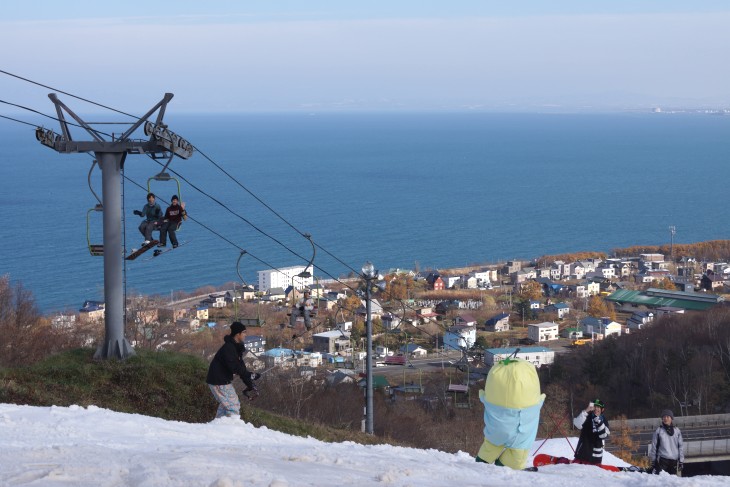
[1,112,729,313]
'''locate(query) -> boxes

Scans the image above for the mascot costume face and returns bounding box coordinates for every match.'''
[476,357,545,470]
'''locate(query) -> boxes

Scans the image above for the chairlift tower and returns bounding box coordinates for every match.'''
[36,93,193,359]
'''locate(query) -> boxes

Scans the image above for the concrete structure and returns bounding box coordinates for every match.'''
[312,330,351,354]
[257,265,313,293]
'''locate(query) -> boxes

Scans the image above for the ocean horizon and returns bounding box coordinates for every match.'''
[1,112,729,313]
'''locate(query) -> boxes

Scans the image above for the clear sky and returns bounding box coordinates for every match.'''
[1,1,729,113]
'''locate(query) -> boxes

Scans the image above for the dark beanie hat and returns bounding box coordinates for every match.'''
[171,195,179,201]
[661,409,674,419]
[230,321,246,335]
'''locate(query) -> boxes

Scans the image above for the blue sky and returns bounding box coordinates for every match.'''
[2,1,729,113]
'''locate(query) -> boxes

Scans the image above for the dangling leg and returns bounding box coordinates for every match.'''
[158,222,168,247]
[290,307,299,328]
[168,224,178,247]
[303,309,312,330]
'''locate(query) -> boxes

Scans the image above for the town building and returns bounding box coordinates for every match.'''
[484,312,510,332]
[443,324,476,350]
[257,265,313,293]
[312,330,351,355]
[484,347,555,367]
[527,322,559,343]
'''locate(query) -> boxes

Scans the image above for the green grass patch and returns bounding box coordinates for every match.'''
[0,348,385,446]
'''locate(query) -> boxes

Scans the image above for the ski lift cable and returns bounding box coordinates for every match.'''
[0,69,138,119]
[142,156,311,265]
[192,145,360,276]
[122,173,299,276]
[141,155,354,284]
[0,98,113,138]
[1,110,359,298]
[0,69,360,276]
[0,113,38,127]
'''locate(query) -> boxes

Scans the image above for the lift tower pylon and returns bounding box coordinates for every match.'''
[36,93,193,359]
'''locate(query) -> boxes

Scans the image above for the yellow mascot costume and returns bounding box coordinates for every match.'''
[475,356,545,470]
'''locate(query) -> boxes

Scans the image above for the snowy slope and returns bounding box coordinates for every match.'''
[0,403,722,487]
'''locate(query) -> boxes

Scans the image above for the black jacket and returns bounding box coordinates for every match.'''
[206,335,253,388]
[574,411,610,464]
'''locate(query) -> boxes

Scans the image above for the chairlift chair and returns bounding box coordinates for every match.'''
[86,204,104,256]
[147,171,184,232]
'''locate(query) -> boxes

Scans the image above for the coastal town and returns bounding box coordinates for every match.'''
[53,248,726,393]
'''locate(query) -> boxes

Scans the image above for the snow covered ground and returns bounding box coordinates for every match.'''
[0,403,724,487]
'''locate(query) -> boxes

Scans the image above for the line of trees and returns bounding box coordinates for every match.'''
[613,239,730,262]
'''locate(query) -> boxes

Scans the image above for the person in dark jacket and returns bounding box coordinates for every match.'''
[648,409,684,475]
[572,398,610,465]
[158,195,186,249]
[206,322,260,419]
[132,192,162,246]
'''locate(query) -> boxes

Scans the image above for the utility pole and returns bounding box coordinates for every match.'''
[36,93,192,360]
[669,225,676,263]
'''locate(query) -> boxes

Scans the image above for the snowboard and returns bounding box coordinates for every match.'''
[145,240,189,260]
[532,454,620,472]
[125,240,159,261]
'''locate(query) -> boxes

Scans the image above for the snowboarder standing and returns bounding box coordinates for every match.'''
[206,322,260,419]
[648,409,684,475]
[572,399,610,465]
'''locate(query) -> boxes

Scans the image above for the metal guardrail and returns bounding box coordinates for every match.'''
[617,413,730,432]
[685,439,730,458]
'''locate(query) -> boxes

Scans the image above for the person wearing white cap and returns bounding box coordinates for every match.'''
[648,409,684,475]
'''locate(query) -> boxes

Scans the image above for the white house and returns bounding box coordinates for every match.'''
[598,266,616,279]
[336,321,353,332]
[442,275,462,289]
[527,322,560,343]
[626,311,654,330]
[544,302,570,319]
[484,347,555,367]
[471,270,493,286]
[570,263,586,280]
[443,325,476,350]
[580,316,622,339]
[485,312,510,332]
[400,343,428,357]
[464,276,478,289]
[381,313,402,331]
[257,265,313,292]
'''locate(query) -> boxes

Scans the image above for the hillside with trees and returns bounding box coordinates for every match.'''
[544,307,730,418]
